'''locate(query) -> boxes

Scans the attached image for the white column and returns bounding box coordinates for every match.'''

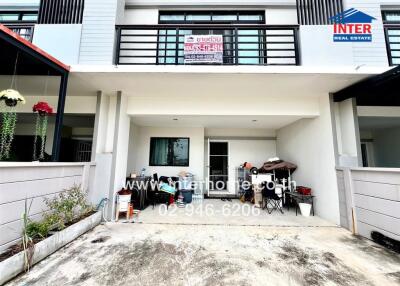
[334,98,362,167]
[90,91,115,211]
[108,91,130,219]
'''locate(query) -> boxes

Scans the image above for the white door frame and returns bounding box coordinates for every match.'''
[207,139,231,195]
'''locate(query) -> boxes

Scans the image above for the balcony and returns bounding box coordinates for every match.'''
[115,25,300,66]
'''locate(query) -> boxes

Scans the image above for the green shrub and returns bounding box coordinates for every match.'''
[25,220,51,239]
[43,184,93,229]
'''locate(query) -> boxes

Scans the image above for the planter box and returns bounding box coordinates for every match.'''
[0,211,102,285]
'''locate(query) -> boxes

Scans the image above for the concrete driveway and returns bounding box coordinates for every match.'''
[7,216,400,285]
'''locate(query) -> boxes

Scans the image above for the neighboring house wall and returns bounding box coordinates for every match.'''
[337,167,400,241]
[0,163,95,253]
[276,95,340,224]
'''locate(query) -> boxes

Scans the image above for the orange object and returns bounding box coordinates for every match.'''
[128,204,134,219]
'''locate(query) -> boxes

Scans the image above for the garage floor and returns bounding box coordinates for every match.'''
[6,201,400,286]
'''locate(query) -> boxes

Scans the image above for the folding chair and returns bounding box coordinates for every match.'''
[262,182,284,214]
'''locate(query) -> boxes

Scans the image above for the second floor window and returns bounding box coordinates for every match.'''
[383,10,400,65]
[0,11,38,23]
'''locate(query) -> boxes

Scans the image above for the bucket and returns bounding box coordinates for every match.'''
[299,203,312,217]
[181,190,193,203]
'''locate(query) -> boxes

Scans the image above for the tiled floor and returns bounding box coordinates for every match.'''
[136,199,334,227]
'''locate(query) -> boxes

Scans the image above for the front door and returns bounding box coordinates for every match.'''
[208,141,229,193]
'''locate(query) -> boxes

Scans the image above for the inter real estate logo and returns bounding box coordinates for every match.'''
[330,8,376,42]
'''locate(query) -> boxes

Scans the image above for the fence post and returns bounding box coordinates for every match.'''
[343,167,357,234]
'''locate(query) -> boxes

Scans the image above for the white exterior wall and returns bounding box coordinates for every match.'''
[337,167,400,241]
[33,25,82,65]
[345,0,389,67]
[79,0,121,64]
[226,139,277,194]
[276,95,340,224]
[334,98,362,167]
[127,95,320,117]
[0,163,95,253]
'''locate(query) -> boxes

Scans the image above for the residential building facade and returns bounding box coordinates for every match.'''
[1,0,400,251]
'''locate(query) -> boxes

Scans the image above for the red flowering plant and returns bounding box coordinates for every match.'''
[32,102,53,161]
[33,102,53,116]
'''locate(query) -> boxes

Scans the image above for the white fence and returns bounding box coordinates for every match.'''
[336,167,400,241]
[0,162,96,253]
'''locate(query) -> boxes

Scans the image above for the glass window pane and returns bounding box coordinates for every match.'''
[388,29,400,36]
[210,142,228,155]
[239,15,263,21]
[385,12,400,22]
[165,57,175,64]
[212,15,237,21]
[390,43,400,50]
[389,36,400,43]
[150,138,189,166]
[0,14,19,21]
[209,176,228,190]
[186,15,211,21]
[392,57,400,64]
[150,138,169,166]
[172,139,189,166]
[391,51,400,57]
[160,15,185,21]
[210,156,228,175]
[22,14,37,21]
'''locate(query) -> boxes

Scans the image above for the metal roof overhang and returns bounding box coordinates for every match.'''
[333,65,400,106]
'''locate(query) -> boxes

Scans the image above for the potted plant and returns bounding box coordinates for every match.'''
[0,89,25,160]
[32,102,53,161]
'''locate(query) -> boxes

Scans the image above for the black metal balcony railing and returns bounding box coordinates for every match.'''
[384,25,400,66]
[6,24,34,41]
[115,25,300,66]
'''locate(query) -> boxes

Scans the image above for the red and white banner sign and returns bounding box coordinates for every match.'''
[184,35,223,64]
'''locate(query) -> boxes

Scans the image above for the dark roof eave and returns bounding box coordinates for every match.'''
[333,65,400,104]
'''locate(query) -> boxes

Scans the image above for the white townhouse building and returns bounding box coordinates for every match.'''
[0,0,400,251]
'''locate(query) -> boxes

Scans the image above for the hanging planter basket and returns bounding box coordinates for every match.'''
[32,102,54,161]
[0,89,26,106]
[0,89,25,161]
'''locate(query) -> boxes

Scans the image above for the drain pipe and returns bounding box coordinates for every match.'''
[96,198,110,222]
